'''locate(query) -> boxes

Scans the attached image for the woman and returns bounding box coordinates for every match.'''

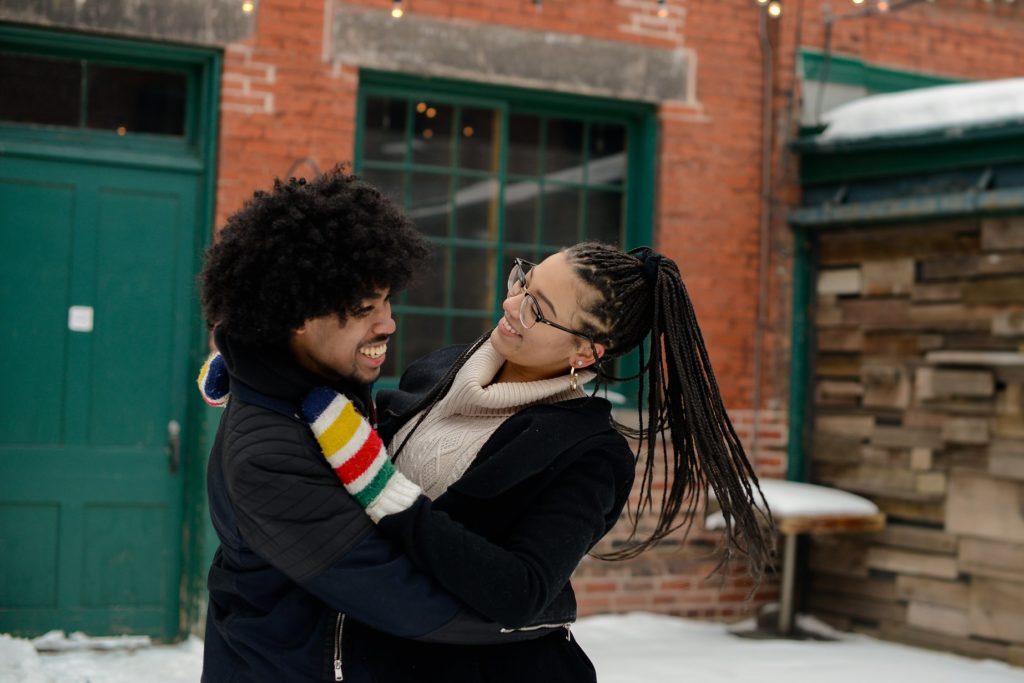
[300,242,774,682]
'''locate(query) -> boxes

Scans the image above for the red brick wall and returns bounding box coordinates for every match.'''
[215,0,1024,624]
[217,0,358,229]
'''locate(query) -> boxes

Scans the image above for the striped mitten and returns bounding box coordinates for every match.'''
[302,387,421,523]
[198,352,230,407]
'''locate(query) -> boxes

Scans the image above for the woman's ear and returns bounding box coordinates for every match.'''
[571,343,605,369]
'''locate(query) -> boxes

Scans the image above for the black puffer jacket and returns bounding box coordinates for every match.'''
[346,345,637,682]
[202,332,537,683]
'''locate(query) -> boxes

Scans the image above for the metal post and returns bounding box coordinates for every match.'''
[778,532,799,635]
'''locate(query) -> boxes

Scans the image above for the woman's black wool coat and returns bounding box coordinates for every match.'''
[346,346,637,683]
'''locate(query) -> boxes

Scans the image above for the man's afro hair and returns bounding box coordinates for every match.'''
[199,166,430,346]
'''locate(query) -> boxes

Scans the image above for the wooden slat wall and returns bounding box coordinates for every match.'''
[807,217,1024,665]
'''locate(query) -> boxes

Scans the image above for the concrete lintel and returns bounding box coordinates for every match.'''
[0,0,255,47]
[332,6,689,104]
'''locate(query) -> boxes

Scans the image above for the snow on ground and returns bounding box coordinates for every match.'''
[818,77,1024,142]
[3,613,1023,683]
[576,613,1024,683]
[0,633,202,683]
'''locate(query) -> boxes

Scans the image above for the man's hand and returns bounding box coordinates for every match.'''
[302,387,421,522]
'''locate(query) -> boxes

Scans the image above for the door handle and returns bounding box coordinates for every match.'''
[167,420,181,474]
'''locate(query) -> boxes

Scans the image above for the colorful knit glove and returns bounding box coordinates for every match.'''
[198,352,230,407]
[302,387,421,523]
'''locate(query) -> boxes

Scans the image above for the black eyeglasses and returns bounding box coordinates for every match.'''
[507,258,597,351]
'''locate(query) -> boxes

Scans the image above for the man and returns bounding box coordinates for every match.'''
[196,169,517,682]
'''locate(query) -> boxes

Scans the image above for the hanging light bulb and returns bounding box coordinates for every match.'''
[391,0,404,19]
[241,0,254,12]
[851,0,865,5]
[768,0,782,16]
[756,0,770,4]
[877,0,890,10]
[657,0,669,17]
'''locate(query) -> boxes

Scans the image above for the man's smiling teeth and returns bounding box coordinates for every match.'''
[359,342,387,358]
[500,318,521,336]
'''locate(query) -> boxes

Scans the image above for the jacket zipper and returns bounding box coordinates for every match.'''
[333,613,345,681]
[500,622,573,641]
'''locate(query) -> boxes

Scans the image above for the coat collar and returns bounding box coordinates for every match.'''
[446,397,621,498]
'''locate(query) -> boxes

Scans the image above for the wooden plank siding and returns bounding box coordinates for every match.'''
[807,216,1024,656]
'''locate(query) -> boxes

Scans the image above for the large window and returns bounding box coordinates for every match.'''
[355,73,656,385]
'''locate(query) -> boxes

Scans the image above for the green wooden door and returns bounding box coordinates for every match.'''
[0,155,199,638]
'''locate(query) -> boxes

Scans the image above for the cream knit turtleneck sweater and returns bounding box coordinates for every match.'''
[393,340,595,500]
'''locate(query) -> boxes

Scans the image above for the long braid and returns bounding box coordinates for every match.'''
[566,243,773,579]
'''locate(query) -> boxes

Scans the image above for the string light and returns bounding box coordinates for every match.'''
[768,0,782,16]
[756,0,770,4]
[657,0,669,18]
[851,0,865,5]
[241,0,254,12]
[877,0,890,10]
[391,0,404,19]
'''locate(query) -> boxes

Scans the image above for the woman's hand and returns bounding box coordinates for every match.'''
[302,387,421,522]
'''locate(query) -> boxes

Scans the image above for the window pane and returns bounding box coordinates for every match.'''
[588,123,627,187]
[405,245,448,309]
[586,190,624,246]
[541,186,582,247]
[453,247,496,311]
[359,168,404,205]
[455,176,499,241]
[508,114,541,176]
[363,97,407,162]
[453,316,492,345]
[412,101,454,167]
[545,119,584,175]
[459,107,500,172]
[86,64,186,136]
[504,180,539,244]
[0,53,81,127]
[408,173,451,237]
[402,313,447,367]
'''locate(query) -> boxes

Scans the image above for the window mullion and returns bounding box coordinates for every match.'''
[580,120,591,242]
[535,117,548,258]
[491,106,509,324]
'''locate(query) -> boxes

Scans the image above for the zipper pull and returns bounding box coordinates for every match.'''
[564,623,572,641]
[334,659,344,681]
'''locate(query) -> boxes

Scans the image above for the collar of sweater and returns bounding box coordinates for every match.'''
[437,340,596,418]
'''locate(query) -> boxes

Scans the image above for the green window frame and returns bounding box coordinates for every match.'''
[354,70,657,399]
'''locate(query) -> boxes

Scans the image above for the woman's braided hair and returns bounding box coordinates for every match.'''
[565,242,772,579]
[392,242,773,579]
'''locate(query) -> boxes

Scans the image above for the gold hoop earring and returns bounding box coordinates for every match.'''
[569,365,579,391]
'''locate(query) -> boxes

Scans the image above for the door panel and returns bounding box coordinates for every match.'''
[0,155,197,638]
[89,188,180,446]
[0,178,75,445]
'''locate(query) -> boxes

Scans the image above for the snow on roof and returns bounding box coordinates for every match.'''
[818,77,1024,142]
[705,478,879,530]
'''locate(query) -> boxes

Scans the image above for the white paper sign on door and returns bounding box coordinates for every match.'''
[68,306,94,333]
